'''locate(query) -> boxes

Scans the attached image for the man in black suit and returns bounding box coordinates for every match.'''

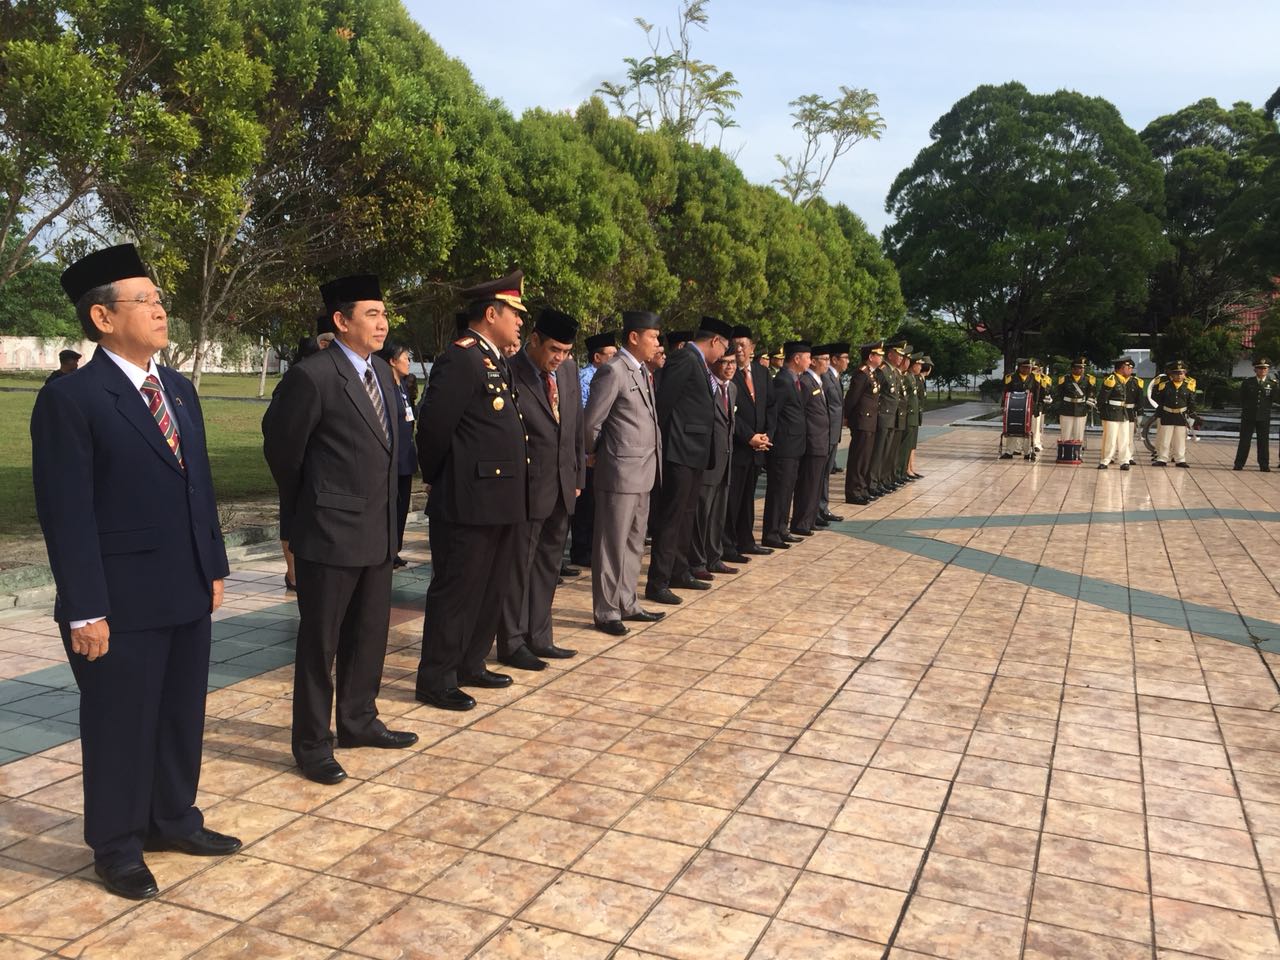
[263,274,418,786]
[497,308,585,665]
[725,326,772,561]
[689,352,738,579]
[844,342,884,504]
[646,316,734,604]
[32,244,240,901]
[761,342,810,548]
[416,270,530,703]
[1235,358,1276,471]
[792,346,832,535]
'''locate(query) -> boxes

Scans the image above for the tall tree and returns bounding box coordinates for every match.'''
[774,87,885,207]
[885,82,1169,367]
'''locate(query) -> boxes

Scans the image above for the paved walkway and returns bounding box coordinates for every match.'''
[0,426,1278,958]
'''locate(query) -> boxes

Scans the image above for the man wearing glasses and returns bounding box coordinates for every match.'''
[31,244,240,900]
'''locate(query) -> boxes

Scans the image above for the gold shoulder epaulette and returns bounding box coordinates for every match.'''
[1057,375,1065,385]
[1187,376,1197,390]
[1104,375,1116,387]
[1136,377,1145,388]
[454,335,476,348]
[1087,374,1096,385]
[1004,374,1012,384]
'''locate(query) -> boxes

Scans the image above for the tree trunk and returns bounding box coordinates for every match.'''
[257,337,269,398]
[191,337,207,392]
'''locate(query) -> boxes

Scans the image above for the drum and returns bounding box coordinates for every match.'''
[1003,390,1031,438]
[1056,439,1082,464]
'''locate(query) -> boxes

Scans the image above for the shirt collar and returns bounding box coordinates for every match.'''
[617,347,643,370]
[470,327,503,359]
[334,337,371,378]
[100,346,161,391]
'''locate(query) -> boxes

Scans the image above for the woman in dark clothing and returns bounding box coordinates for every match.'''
[378,343,418,566]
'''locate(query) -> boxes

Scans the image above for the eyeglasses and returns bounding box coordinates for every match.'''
[106,291,170,310]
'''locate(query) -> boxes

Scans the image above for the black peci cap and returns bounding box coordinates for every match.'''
[783,341,812,358]
[730,324,753,340]
[535,307,578,344]
[585,331,617,353]
[666,330,693,349]
[320,274,383,312]
[696,316,734,340]
[60,243,150,304]
[622,310,661,332]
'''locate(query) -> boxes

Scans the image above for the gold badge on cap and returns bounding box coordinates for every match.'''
[492,396,504,411]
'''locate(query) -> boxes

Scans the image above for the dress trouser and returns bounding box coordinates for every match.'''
[569,468,595,563]
[690,477,728,570]
[1236,421,1270,469]
[870,424,892,487]
[294,557,392,766]
[1098,419,1132,465]
[883,429,904,484]
[593,489,649,622]
[724,456,761,551]
[497,499,570,656]
[762,455,800,541]
[417,520,518,692]
[1154,422,1187,464]
[63,617,209,868]
[818,441,838,513]
[1060,415,1086,443]
[646,462,702,590]
[793,453,827,530]
[395,473,413,553]
[845,429,875,499]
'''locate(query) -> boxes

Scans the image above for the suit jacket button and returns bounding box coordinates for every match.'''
[495,468,501,475]
[527,458,531,464]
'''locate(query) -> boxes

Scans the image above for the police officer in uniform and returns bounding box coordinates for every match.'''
[1151,360,1197,468]
[415,270,530,708]
[1235,358,1276,471]
[843,341,883,504]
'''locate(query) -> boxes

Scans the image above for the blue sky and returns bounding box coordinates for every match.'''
[407,1,1279,234]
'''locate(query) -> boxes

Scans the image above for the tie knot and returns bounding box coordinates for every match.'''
[364,367,374,384]
[141,374,161,393]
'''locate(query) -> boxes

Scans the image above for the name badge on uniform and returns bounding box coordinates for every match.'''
[404,405,414,422]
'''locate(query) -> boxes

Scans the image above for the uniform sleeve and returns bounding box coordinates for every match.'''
[582,361,621,454]
[843,374,866,426]
[416,347,474,483]
[655,351,695,432]
[187,386,230,578]
[30,385,110,622]
[262,364,322,542]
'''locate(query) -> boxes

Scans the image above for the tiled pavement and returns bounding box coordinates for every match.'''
[1,427,1279,958]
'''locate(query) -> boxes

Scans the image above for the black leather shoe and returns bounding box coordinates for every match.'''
[742,545,774,555]
[1153,461,1167,467]
[783,534,803,543]
[690,568,714,581]
[560,563,581,577]
[849,496,870,505]
[95,861,158,901]
[999,453,1013,460]
[529,643,576,658]
[645,586,683,604]
[1262,466,1272,472]
[416,687,476,711]
[823,512,844,522]
[300,756,348,785]
[722,551,750,564]
[145,827,242,857]
[760,538,790,549]
[595,620,628,636]
[393,556,408,568]
[622,609,665,622]
[498,647,546,672]
[909,473,924,479]
[337,729,419,750]
[1097,464,1108,470]
[789,528,814,537]
[1176,462,1190,469]
[1120,463,1131,471]
[1233,464,1245,470]
[672,575,711,591]
[832,465,844,474]
[461,668,516,687]
[814,517,830,528]
[708,561,738,574]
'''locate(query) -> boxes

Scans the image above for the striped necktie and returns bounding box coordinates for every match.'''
[363,367,390,444]
[140,374,184,468]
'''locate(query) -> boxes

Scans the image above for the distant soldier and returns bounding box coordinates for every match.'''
[907,354,931,479]
[870,341,903,494]
[1235,358,1276,472]
[896,351,924,482]
[1096,357,1140,470]
[1055,357,1095,444]
[1151,360,1197,468]
[843,341,884,504]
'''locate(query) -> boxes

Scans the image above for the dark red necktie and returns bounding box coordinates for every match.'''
[545,371,559,424]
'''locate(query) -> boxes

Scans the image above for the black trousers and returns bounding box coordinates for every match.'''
[293,557,392,766]
[395,473,413,553]
[870,424,893,489]
[725,457,761,551]
[569,468,595,564]
[762,454,800,542]
[845,429,875,499]
[689,477,728,571]
[418,519,519,691]
[64,617,210,868]
[647,462,703,590]
[793,453,827,531]
[496,499,569,657]
[1236,420,1271,469]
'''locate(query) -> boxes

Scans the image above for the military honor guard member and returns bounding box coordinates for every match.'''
[816,343,847,523]
[908,355,932,479]
[726,325,772,559]
[568,330,618,567]
[871,341,903,491]
[1055,357,1095,444]
[34,244,240,899]
[414,270,530,706]
[843,341,884,504]
[1029,359,1051,453]
[885,341,912,484]
[1000,358,1042,460]
[1235,358,1276,471]
[264,273,418,784]
[647,316,735,600]
[1096,357,1141,470]
[496,308,585,663]
[761,341,810,548]
[689,351,738,578]
[585,310,666,630]
[895,350,923,483]
[792,346,832,534]
[1151,360,1197,468]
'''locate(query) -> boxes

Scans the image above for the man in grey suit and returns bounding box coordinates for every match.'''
[584,311,666,636]
[817,343,847,525]
[497,308,585,665]
[689,352,737,579]
[792,352,832,536]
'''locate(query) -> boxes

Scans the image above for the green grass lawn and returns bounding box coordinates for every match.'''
[0,391,276,537]
[0,371,282,398]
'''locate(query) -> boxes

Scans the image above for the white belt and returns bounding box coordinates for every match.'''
[1162,406,1187,413]
[1106,400,1126,406]
[1064,397,1087,403]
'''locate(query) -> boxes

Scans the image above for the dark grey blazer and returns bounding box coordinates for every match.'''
[513,348,586,520]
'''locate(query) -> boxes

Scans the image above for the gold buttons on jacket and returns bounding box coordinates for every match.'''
[492,397,504,411]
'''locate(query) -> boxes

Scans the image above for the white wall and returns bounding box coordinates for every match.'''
[0,337,280,374]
